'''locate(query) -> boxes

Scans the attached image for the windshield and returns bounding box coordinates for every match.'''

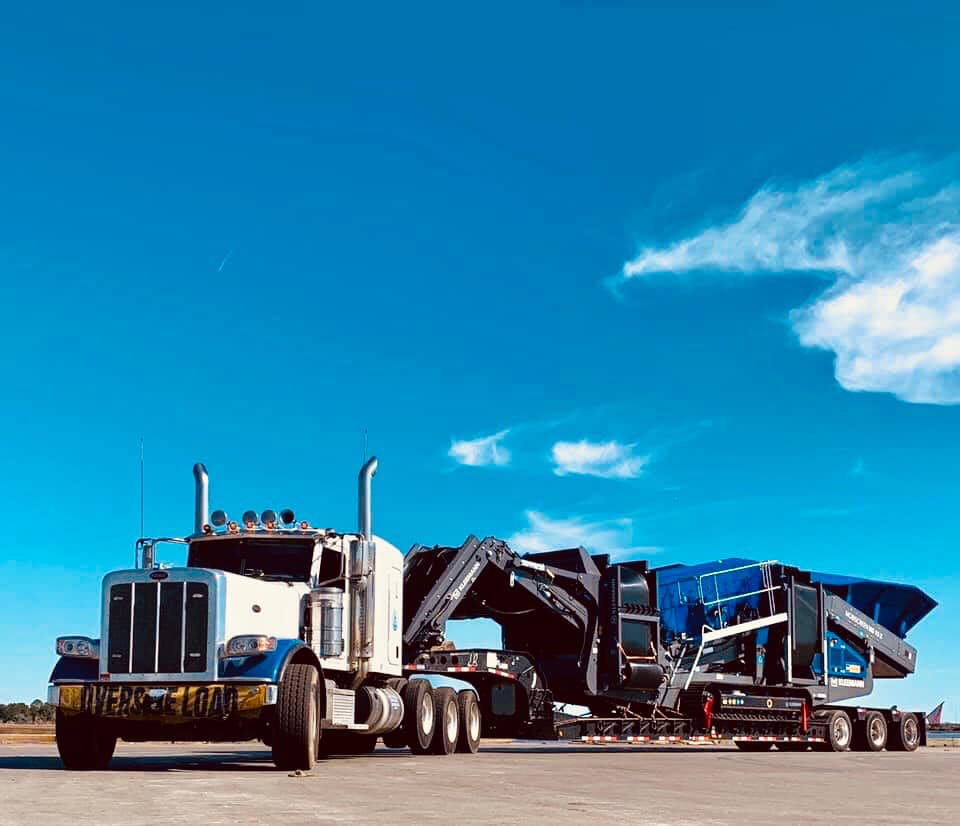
[187,537,314,582]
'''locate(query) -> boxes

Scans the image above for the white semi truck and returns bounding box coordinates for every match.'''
[48,459,480,770]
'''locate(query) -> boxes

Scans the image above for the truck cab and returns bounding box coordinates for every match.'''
[49,459,480,769]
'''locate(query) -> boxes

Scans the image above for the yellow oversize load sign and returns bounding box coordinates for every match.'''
[59,684,267,720]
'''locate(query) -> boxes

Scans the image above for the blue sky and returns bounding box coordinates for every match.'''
[1,4,958,716]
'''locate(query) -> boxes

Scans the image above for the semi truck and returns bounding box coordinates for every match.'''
[49,459,479,770]
[49,459,934,768]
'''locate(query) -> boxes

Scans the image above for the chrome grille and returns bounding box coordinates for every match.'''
[107,580,209,675]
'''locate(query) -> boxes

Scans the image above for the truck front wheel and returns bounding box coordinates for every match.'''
[272,663,320,771]
[56,711,117,770]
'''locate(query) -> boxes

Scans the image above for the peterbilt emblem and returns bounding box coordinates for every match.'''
[150,571,169,580]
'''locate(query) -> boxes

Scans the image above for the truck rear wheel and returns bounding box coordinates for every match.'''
[853,711,887,752]
[456,691,481,754]
[56,711,117,770]
[272,663,320,770]
[429,687,459,755]
[404,680,436,754]
[888,713,920,752]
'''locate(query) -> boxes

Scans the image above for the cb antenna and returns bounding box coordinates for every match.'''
[139,437,145,539]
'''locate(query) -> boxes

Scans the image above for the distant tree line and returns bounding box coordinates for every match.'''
[0,700,56,723]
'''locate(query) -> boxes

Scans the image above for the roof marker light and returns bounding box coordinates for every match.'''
[299,520,310,531]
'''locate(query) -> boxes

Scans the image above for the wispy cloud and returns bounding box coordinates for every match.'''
[551,439,648,479]
[620,156,960,404]
[507,510,660,560]
[851,457,866,477]
[448,429,511,467]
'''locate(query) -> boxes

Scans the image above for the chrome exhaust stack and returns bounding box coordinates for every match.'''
[351,456,378,687]
[193,463,209,535]
[358,456,378,540]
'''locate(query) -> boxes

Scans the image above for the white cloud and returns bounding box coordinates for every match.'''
[621,156,960,404]
[507,510,660,561]
[448,429,511,467]
[551,439,647,478]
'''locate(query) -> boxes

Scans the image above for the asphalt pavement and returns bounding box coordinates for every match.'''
[1,741,957,824]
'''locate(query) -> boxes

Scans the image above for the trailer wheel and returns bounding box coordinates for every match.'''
[404,680,436,754]
[822,710,852,752]
[734,741,773,752]
[455,691,481,754]
[888,713,920,752]
[272,663,320,770]
[853,711,887,752]
[55,711,117,770]
[429,687,459,755]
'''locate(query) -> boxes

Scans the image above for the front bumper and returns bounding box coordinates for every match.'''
[49,683,277,721]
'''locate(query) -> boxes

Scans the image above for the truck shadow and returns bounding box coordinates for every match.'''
[0,748,420,772]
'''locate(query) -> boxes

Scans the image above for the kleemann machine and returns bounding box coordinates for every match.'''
[403,536,935,751]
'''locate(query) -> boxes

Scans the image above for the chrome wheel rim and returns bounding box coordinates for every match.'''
[420,693,434,735]
[869,717,885,747]
[903,717,919,746]
[446,702,459,742]
[468,703,481,741]
[833,715,851,748]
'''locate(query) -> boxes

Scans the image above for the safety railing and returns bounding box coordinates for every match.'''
[696,560,778,631]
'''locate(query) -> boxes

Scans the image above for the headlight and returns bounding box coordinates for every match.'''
[56,636,99,659]
[224,635,277,657]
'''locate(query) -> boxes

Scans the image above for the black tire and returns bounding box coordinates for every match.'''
[734,741,774,752]
[456,691,481,754]
[404,680,436,754]
[822,710,853,752]
[56,711,117,770]
[429,687,459,755]
[272,663,320,770]
[852,711,887,752]
[888,713,920,752]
